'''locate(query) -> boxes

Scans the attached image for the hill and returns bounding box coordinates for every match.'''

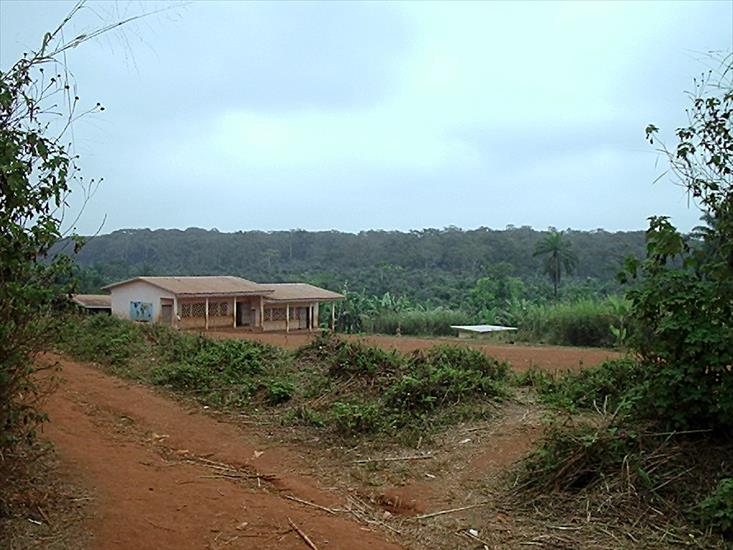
[58,226,645,304]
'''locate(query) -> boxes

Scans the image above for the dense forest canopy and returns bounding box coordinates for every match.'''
[59,226,645,305]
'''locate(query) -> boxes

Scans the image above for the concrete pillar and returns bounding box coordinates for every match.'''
[205,297,209,331]
[286,303,290,333]
[259,296,265,332]
[233,297,237,328]
[331,302,335,331]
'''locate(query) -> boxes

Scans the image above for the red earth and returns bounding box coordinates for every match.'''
[36,334,620,548]
[39,354,403,550]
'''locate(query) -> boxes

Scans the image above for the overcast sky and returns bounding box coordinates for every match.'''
[1,1,731,235]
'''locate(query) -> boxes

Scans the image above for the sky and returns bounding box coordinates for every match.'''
[1,0,731,235]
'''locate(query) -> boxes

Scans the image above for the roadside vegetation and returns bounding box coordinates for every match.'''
[508,61,733,545]
[57,316,511,443]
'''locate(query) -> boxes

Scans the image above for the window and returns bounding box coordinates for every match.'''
[265,307,287,321]
[181,302,206,318]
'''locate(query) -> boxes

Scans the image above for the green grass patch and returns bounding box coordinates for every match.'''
[57,318,511,442]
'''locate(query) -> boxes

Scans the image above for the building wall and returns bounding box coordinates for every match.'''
[110,281,174,322]
[262,302,317,332]
[178,297,237,329]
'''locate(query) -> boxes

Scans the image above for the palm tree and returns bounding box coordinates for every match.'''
[533,231,578,299]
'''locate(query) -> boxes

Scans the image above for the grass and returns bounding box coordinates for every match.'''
[516,357,644,413]
[56,316,511,442]
[512,357,733,545]
[361,308,472,336]
[515,298,626,347]
[55,314,731,544]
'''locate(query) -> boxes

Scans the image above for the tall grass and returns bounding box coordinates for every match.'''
[515,298,626,347]
[362,308,471,336]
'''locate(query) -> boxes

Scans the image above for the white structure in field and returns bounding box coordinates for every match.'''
[104,276,343,332]
[450,324,518,338]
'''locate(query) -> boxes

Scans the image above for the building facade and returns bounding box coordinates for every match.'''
[103,276,343,332]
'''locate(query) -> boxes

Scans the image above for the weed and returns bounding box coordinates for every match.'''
[283,406,326,428]
[520,359,643,413]
[330,401,382,436]
[696,478,733,539]
[264,380,295,405]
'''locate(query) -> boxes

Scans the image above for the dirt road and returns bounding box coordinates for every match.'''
[209,330,621,372]
[40,355,402,550]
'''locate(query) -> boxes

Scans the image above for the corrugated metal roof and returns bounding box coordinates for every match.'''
[103,276,272,296]
[261,283,344,302]
[450,325,518,333]
[72,294,111,308]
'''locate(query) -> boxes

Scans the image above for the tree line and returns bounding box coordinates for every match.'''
[60,226,646,305]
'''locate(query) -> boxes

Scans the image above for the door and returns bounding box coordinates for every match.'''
[236,301,251,326]
[161,304,172,325]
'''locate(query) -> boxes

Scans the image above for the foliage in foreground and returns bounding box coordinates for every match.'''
[517,60,733,541]
[0,15,101,452]
[519,414,733,544]
[57,317,511,440]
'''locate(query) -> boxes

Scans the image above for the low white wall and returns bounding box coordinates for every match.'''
[110,281,174,322]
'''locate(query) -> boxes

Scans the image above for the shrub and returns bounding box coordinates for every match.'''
[297,333,403,379]
[58,315,147,367]
[696,478,733,538]
[423,345,509,380]
[283,406,326,428]
[530,359,644,413]
[384,346,508,413]
[521,421,642,492]
[265,380,295,405]
[331,401,382,436]
[151,362,216,391]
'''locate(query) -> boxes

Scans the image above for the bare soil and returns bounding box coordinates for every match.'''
[27,335,643,549]
[209,329,621,372]
[37,354,403,550]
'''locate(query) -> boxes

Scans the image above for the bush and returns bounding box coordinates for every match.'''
[527,359,644,413]
[265,380,295,405]
[331,401,382,436]
[152,362,217,391]
[57,315,147,367]
[283,406,326,428]
[384,346,508,413]
[297,332,402,379]
[521,420,642,492]
[696,478,733,539]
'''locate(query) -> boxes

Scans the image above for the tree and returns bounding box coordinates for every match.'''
[533,231,578,298]
[1,1,142,453]
[621,59,733,429]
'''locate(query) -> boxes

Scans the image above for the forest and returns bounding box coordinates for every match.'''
[57,226,647,344]
[60,226,645,301]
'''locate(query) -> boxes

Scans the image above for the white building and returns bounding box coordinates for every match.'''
[103,276,343,332]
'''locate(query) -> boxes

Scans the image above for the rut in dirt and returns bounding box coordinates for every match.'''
[41,355,402,550]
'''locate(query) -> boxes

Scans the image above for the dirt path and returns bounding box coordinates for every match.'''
[40,355,402,550]
[210,330,621,372]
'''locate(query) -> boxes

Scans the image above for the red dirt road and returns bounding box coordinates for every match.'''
[40,355,402,550]
[210,330,621,372]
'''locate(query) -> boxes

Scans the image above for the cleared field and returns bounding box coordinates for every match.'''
[208,329,621,372]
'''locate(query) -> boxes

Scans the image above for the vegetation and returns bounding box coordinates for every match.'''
[64,226,642,320]
[532,231,579,298]
[0,12,106,453]
[57,317,510,441]
[515,60,733,542]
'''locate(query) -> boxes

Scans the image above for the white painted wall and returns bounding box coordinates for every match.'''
[110,281,175,322]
